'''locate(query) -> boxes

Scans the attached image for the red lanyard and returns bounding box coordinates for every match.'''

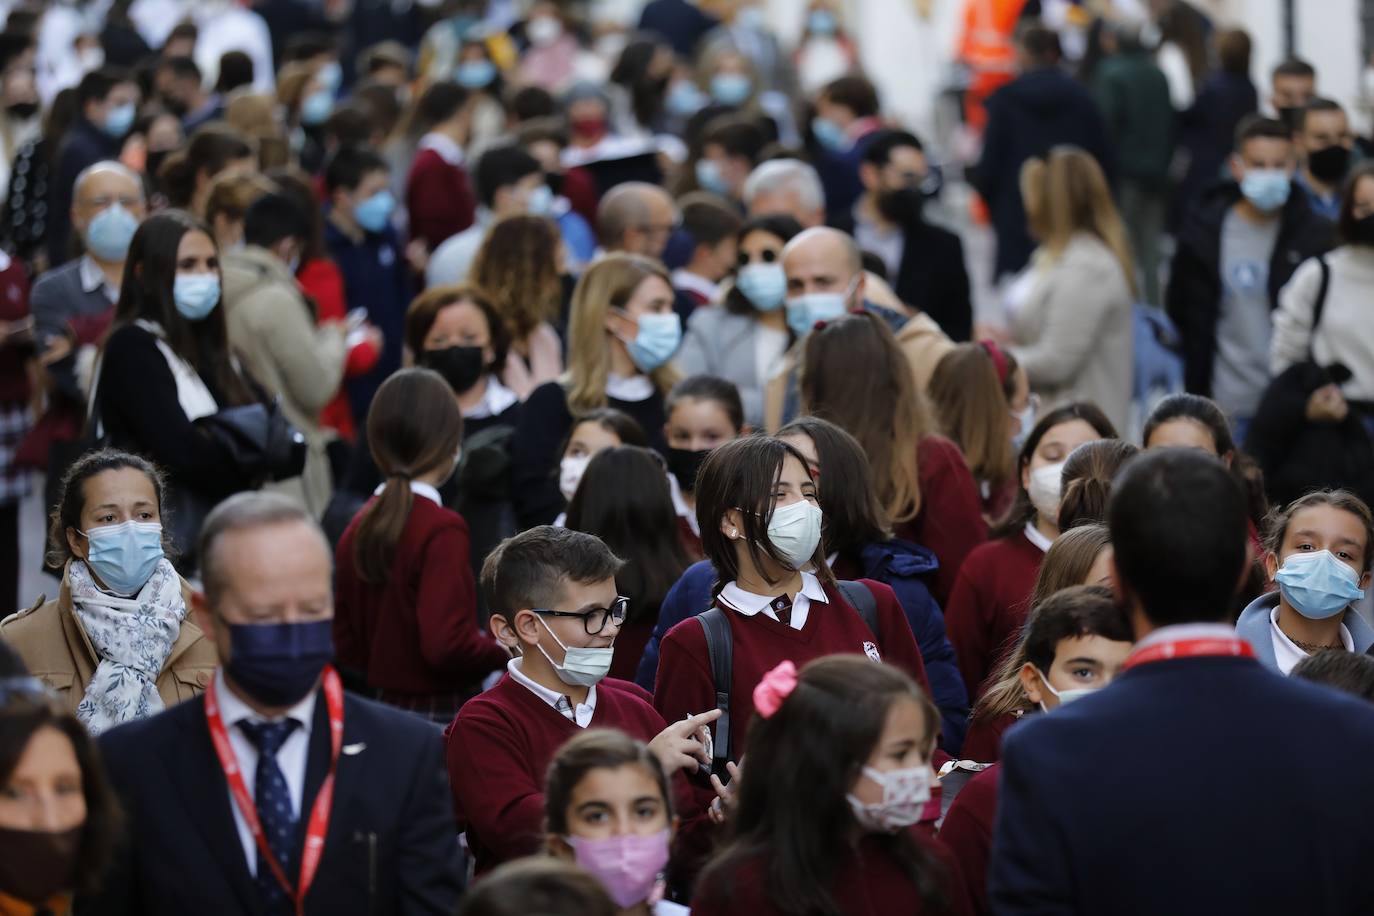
[1122,637,1256,672]
[205,666,344,915]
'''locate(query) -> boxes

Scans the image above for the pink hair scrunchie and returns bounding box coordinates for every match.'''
[753,660,799,718]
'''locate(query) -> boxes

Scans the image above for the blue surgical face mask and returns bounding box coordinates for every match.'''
[785,275,857,337]
[299,88,335,126]
[173,273,221,321]
[85,204,139,262]
[666,80,706,117]
[736,262,787,311]
[695,158,731,196]
[80,520,164,596]
[525,183,554,216]
[812,116,848,152]
[808,8,838,35]
[353,190,396,233]
[225,620,334,708]
[710,72,753,106]
[622,311,682,373]
[1274,549,1366,620]
[1240,168,1292,212]
[315,60,343,92]
[456,59,497,89]
[102,102,135,138]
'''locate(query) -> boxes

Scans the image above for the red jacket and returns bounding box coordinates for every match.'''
[943,530,1044,698]
[405,148,476,252]
[896,436,988,606]
[299,255,376,441]
[333,494,506,696]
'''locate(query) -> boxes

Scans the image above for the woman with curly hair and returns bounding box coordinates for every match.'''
[469,214,565,399]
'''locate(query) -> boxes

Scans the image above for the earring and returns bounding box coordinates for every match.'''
[729,528,739,539]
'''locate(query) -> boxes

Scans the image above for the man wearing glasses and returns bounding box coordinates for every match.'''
[446,525,718,875]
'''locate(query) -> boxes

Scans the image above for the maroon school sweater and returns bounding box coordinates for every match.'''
[333,495,507,696]
[404,148,476,251]
[446,673,667,874]
[896,436,989,606]
[692,831,973,916]
[943,531,1044,698]
[938,763,1000,916]
[960,712,1020,764]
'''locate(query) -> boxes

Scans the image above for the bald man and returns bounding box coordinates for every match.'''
[596,181,678,260]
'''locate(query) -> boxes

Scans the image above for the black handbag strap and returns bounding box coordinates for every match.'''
[1308,254,1331,362]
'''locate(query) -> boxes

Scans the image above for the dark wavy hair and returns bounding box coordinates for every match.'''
[46,448,176,569]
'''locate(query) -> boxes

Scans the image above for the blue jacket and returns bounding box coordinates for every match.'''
[990,652,1374,915]
[1236,591,1374,673]
[634,540,970,754]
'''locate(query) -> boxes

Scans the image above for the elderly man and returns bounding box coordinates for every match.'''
[596,180,678,259]
[84,493,464,915]
[743,158,826,228]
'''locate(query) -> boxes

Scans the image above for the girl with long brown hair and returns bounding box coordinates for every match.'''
[333,368,507,722]
[798,311,985,605]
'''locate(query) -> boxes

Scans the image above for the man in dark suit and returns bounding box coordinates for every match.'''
[837,130,972,341]
[78,493,463,915]
[990,449,1374,915]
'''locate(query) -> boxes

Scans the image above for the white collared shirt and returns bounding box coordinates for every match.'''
[719,571,830,630]
[1134,622,1240,652]
[463,375,519,420]
[79,255,119,304]
[1023,522,1053,554]
[371,479,443,506]
[1269,606,1353,675]
[214,669,317,875]
[506,657,597,727]
[418,131,466,167]
[671,268,720,304]
[605,372,654,403]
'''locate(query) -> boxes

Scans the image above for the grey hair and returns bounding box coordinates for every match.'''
[742,159,824,216]
[199,491,327,604]
[74,160,146,201]
[596,181,673,248]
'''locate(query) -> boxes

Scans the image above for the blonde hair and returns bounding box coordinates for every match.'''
[565,254,680,413]
[1019,146,1137,298]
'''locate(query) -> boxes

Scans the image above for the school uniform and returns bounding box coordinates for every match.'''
[333,481,507,723]
[405,133,477,252]
[654,573,930,765]
[691,831,972,916]
[1235,591,1374,675]
[961,711,1022,764]
[943,527,1047,698]
[894,436,989,606]
[939,763,1000,916]
[446,662,668,874]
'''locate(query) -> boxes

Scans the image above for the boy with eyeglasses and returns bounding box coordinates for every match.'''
[446,526,718,875]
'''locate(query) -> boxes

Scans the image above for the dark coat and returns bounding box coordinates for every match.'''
[1174,71,1258,219]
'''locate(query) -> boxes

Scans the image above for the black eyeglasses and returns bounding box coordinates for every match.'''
[534,596,630,636]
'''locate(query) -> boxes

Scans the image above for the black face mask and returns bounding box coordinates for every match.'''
[546,170,566,197]
[876,186,925,226]
[0,824,81,903]
[422,345,486,394]
[1308,144,1351,183]
[146,148,170,183]
[160,93,188,118]
[1350,213,1374,246]
[666,446,711,492]
[5,101,37,120]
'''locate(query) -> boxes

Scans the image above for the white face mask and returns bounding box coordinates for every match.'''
[1036,668,1098,712]
[846,764,932,832]
[1027,460,1066,520]
[560,454,591,502]
[535,615,613,688]
[766,499,823,569]
[1012,405,1036,449]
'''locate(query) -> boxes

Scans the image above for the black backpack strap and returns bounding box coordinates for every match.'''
[1309,254,1331,362]
[837,579,880,638]
[696,606,733,776]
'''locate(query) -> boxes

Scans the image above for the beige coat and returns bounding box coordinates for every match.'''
[0,567,218,715]
[1009,233,1134,433]
[222,246,346,516]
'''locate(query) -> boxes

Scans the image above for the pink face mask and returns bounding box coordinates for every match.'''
[564,828,670,907]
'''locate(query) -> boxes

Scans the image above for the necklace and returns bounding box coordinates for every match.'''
[1282,628,1342,653]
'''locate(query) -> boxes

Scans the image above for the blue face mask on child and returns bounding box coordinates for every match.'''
[1274,550,1366,620]
[353,190,396,233]
[456,59,497,89]
[81,521,164,596]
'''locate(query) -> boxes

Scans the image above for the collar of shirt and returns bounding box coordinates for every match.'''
[419,131,465,167]
[605,372,654,403]
[667,472,700,536]
[1135,622,1239,653]
[1269,605,1353,675]
[1023,522,1053,553]
[464,375,518,420]
[507,657,597,727]
[671,268,719,303]
[79,255,118,302]
[719,571,829,630]
[371,479,443,506]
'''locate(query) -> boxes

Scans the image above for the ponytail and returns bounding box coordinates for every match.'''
[1056,439,1139,532]
[353,475,416,585]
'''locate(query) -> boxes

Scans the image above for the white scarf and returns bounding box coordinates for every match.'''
[69,558,187,735]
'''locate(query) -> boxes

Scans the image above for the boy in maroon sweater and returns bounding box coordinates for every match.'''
[939,586,1132,915]
[446,526,718,874]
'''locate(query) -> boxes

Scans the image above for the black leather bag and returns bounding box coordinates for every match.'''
[193,401,307,486]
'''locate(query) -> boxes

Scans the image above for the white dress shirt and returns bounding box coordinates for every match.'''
[463,376,519,421]
[718,571,830,630]
[507,657,597,727]
[79,256,120,304]
[1023,522,1053,553]
[605,372,655,402]
[1269,606,1353,676]
[371,480,443,506]
[214,669,317,875]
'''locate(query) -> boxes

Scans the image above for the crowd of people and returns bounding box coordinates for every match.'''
[0,0,1372,913]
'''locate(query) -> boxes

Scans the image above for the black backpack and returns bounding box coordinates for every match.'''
[696,580,879,775]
